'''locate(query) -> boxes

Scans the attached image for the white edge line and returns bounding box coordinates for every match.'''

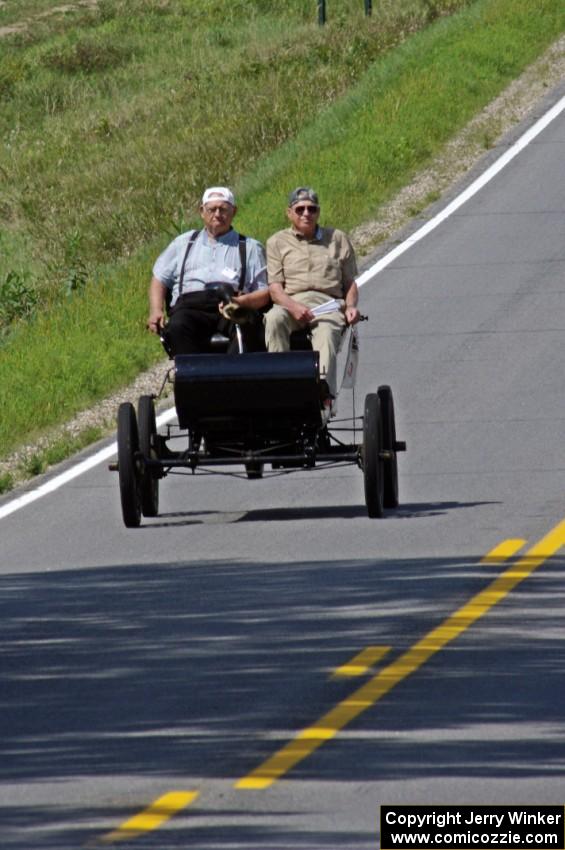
[2,93,565,522]
[356,93,565,287]
[0,408,177,521]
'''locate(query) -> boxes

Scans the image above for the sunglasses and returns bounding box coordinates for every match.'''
[292,204,319,215]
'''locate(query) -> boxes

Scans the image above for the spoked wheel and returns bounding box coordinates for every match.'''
[138,395,159,517]
[378,385,399,509]
[363,393,384,518]
[245,461,264,480]
[117,402,142,528]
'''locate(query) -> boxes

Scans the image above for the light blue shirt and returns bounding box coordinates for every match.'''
[153,228,267,307]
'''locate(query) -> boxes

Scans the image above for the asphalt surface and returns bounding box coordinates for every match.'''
[1,85,564,849]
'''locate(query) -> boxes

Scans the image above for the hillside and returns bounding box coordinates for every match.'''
[0,0,564,491]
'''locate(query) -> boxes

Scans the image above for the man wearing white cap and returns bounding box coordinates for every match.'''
[148,187,268,354]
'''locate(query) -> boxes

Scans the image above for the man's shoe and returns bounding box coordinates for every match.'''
[319,379,331,403]
[321,395,333,424]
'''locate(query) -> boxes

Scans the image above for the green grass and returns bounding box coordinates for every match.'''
[1,0,454,284]
[0,0,564,467]
[234,0,565,235]
[0,472,14,495]
[18,426,105,477]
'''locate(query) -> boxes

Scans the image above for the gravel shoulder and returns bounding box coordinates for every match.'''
[2,34,564,490]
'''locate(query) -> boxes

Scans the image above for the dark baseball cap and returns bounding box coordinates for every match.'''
[288,187,319,207]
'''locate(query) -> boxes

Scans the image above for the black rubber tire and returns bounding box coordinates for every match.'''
[378,385,399,509]
[245,461,264,480]
[363,393,384,518]
[138,395,159,517]
[117,402,141,528]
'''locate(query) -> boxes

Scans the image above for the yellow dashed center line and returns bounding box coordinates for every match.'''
[332,645,391,678]
[91,524,565,844]
[480,538,527,564]
[236,521,565,790]
[96,791,199,845]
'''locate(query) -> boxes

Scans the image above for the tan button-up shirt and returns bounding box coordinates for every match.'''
[266,226,358,299]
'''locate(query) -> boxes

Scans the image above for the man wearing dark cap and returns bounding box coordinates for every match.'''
[148,187,269,355]
[264,187,360,403]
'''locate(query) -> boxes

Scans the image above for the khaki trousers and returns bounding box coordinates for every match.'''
[264,291,346,397]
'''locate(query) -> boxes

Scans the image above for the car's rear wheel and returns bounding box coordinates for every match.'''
[117,402,141,528]
[378,385,399,509]
[138,395,159,517]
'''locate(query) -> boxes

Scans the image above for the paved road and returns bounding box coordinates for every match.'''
[1,87,564,849]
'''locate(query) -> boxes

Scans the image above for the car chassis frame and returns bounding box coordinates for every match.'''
[112,344,405,528]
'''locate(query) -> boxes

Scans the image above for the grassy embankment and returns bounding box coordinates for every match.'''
[0,0,564,491]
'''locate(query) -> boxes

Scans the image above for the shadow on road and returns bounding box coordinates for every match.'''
[143,500,500,527]
[0,552,563,847]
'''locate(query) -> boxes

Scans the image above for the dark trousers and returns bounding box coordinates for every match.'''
[162,291,265,356]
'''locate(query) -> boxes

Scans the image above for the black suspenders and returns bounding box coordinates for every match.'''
[177,229,200,298]
[237,234,247,293]
[178,229,248,296]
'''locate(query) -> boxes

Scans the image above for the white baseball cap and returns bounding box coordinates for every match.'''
[201,186,236,206]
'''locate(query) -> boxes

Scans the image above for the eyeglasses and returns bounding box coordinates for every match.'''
[292,204,319,215]
[203,205,232,216]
